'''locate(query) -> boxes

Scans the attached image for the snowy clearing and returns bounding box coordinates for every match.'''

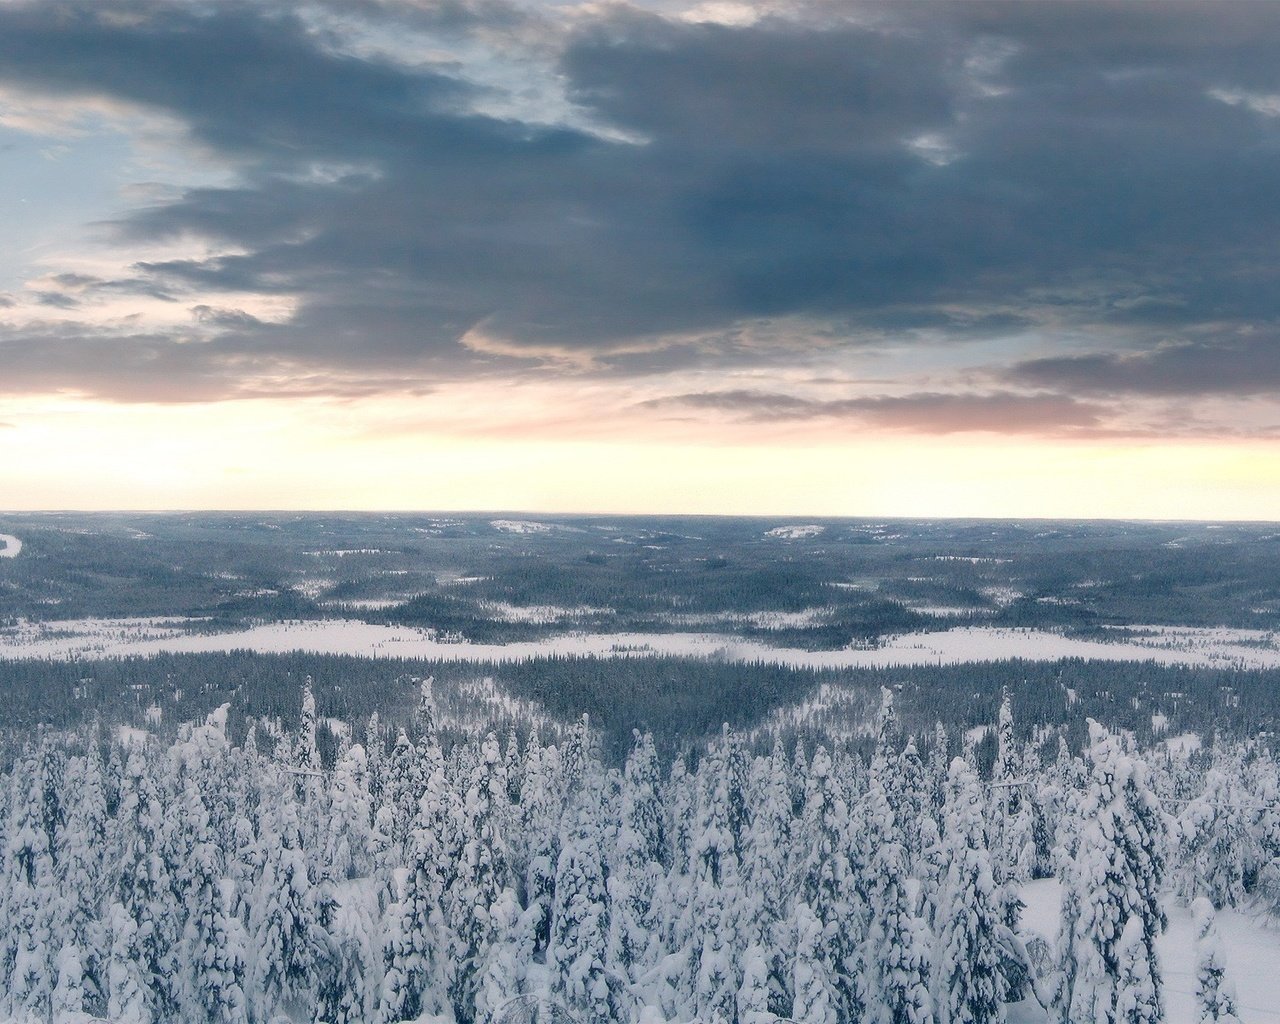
[1164,732,1204,757]
[490,519,553,534]
[5,618,1280,670]
[1015,879,1280,1024]
[0,534,21,558]
[907,604,988,618]
[764,524,825,539]
[478,601,614,624]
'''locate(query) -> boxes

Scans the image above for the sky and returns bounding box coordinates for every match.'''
[2,0,1280,517]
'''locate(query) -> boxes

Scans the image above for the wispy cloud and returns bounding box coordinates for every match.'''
[641,388,1110,435]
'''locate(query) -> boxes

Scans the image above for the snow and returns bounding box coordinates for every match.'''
[662,607,836,630]
[764,524,825,539]
[1151,712,1170,735]
[478,601,613,624]
[8,619,1280,671]
[490,519,554,534]
[981,585,1024,606]
[1017,879,1280,1023]
[116,725,150,747]
[0,533,21,558]
[907,604,986,618]
[1165,732,1203,757]
[323,597,414,610]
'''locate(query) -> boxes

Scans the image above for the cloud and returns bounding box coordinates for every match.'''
[0,0,1277,420]
[1007,331,1280,398]
[642,388,1109,435]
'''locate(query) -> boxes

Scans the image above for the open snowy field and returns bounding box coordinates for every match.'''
[1015,879,1280,1024]
[3,617,1280,670]
[0,534,20,558]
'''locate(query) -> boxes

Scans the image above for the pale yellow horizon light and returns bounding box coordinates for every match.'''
[1,396,1279,520]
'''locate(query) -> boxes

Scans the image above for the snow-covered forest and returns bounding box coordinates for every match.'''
[2,681,1277,1024]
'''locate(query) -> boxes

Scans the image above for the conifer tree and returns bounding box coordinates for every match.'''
[1192,897,1242,1024]
[794,745,862,1023]
[449,732,511,1020]
[792,900,838,1024]
[862,771,934,1024]
[608,731,667,989]
[1060,721,1167,1024]
[551,792,613,1022]
[1114,917,1159,1024]
[933,758,1003,1024]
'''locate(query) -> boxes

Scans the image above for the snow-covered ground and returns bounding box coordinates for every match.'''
[5,618,1280,670]
[478,601,614,624]
[764,524,825,539]
[907,604,988,618]
[1015,879,1280,1023]
[490,519,554,534]
[0,533,21,558]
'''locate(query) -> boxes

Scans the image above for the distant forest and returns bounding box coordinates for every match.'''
[1,650,1273,768]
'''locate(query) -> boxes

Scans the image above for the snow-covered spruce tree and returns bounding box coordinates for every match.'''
[929,723,951,811]
[502,726,523,803]
[1060,720,1167,1024]
[104,900,149,1024]
[794,744,863,1023]
[327,742,373,881]
[1192,897,1242,1024]
[291,679,331,859]
[2,744,56,1022]
[608,730,667,992]
[448,731,511,1021]
[57,744,109,1011]
[415,675,439,738]
[737,940,773,1024]
[1113,916,1159,1024]
[989,689,1027,1002]
[933,756,1003,1024]
[861,769,934,1024]
[682,726,743,1024]
[1247,744,1280,865]
[173,777,247,1023]
[519,737,562,959]
[895,738,929,872]
[739,738,796,1017]
[380,734,456,1024]
[550,789,614,1022]
[474,886,536,1024]
[877,686,902,756]
[247,767,321,1022]
[111,747,179,1020]
[917,812,948,931]
[663,753,697,957]
[365,711,386,806]
[51,940,85,1024]
[791,739,809,816]
[792,900,839,1024]
[1175,768,1256,909]
[383,728,424,857]
[295,677,320,778]
[318,875,381,1024]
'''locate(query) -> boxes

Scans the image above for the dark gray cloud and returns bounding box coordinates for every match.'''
[1008,331,1280,397]
[642,388,1109,434]
[0,0,1278,421]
